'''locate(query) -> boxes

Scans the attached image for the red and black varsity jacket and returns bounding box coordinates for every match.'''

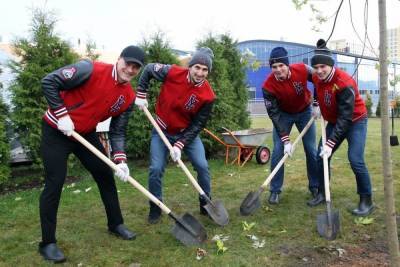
[312,67,367,148]
[42,59,136,162]
[262,63,313,143]
[137,64,215,149]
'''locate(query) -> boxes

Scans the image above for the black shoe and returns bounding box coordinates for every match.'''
[200,205,209,216]
[310,188,319,199]
[351,195,374,216]
[38,243,66,263]
[307,192,325,207]
[199,194,211,216]
[148,202,162,224]
[109,224,136,240]
[268,192,279,205]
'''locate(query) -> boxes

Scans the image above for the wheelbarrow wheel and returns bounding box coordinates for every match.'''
[255,146,270,164]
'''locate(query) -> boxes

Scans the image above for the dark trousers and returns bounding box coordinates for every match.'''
[39,121,123,245]
[317,117,372,196]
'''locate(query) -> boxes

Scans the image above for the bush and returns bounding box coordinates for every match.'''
[9,8,78,164]
[0,91,11,185]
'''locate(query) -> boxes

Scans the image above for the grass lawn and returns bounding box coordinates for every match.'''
[0,117,399,266]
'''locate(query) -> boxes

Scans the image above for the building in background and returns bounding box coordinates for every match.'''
[236,39,400,116]
[388,26,400,62]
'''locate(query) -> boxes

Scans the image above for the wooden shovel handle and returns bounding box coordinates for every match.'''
[320,117,331,202]
[261,116,316,189]
[71,131,172,214]
[142,106,206,196]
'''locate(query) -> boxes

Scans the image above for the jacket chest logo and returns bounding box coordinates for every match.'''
[324,90,332,107]
[110,95,125,113]
[332,83,340,92]
[292,82,303,95]
[185,94,199,111]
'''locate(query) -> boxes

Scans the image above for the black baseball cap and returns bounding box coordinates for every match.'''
[120,45,145,67]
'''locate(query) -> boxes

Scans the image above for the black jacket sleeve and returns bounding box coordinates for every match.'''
[41,60,93,110]
[109,103,134,161]
[136,63,171,95]
[328,87,355,145]
[262,89,289,142]
[305,64,314,83]
[176,101,214,147]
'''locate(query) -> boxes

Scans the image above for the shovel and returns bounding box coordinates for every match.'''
[71,131,207,246]
[142,106,229,226]
[240,116,316,216]
[316,118,340,240]
[390,108,399,146]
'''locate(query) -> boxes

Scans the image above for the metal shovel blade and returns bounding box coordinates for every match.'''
[203,199,229,226]
[390,135,399,146]
[317,204,340,240]
[240,190,262,216]
[170,212,207,246]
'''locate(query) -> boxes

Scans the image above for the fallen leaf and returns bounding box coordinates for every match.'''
[85,187,92,193]
[196,248,207,260]
[242,221,256,231]
[212,234,230,242]
[66,183,75,188]
[264,206,273,212]
[354,217,374,225]
[15,197,22,201]
[73,189,81,194]
[247,234,258,241]
[337,248,346,257]
[216,240,228,254]
[252,239,265,249]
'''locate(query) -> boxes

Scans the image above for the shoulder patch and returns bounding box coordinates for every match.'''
[61,67,76,79]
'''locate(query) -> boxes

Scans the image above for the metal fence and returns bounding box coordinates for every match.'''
[247,99,268,116]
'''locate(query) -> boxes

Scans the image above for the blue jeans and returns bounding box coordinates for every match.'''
[270,106,319,193]
[317,117,372,195]
[148,128,211,201]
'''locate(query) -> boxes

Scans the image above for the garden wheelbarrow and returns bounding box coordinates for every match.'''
[203,127,271,167]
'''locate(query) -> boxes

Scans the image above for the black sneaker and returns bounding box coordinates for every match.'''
[148,202,162,224]
[268,192,279,205]
[199,194,211,217]
[351,195,374,216]
[38,243,66,263]
[307,192,325,207]
[109,224,136,240]
[310,188,319,199]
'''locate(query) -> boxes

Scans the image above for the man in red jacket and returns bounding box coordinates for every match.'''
[307,39,374,217]
[134,47,215,224]
[39,45,145,263]
[262,46,319,205]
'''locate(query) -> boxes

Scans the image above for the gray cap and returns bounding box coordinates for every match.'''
[188,47,214,71]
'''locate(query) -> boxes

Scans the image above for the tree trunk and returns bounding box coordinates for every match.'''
[378,0,400,266]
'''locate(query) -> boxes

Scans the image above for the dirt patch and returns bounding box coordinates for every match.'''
[279,237,390,266]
